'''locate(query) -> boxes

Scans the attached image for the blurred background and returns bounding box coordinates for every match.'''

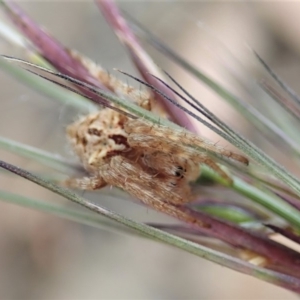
[0,1,299,299]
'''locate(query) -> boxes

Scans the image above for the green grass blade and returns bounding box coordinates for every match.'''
[253,50,300,108]
[126,17,300,153]
[200,165,300,229]
[150,71,300,197]
[0,189,138,235]
[0,55,97,112]
[194,204,257,224]
[0,136,79,174]
[0,158,300,292]
[3,56,300,226]
[125,69,300,197]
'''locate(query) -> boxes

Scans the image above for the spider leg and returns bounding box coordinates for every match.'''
[69,51,152,110]
[197,154,233,184]
[64,175,107,190]
[100,156,207,227]
[125,119,248,165]
[141,150,199,181]
[128,134,232,183]
[101,156,193,204]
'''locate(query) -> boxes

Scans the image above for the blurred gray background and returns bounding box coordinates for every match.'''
[0,1,299,299]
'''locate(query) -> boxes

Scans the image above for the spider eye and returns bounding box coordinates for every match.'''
[176,166,187,172]
[175,170,182,177]
[175,166,186,177]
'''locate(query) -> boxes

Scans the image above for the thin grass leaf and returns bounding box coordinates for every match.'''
[259,81,300,147]
[0,0,108,90]
[2,1,300,293]
[143,72,300,198]
[200,164,300,230]
[5,57,300,231]
[0,16,55,71]
[160,70,286,148]
[2,0,194,130]
[0,159,300,292]
[0,55,97,112]
[4,57,300,276]
[246,172,300,203]
[260,80,300,123]
[0,189,140,236]
[1,151,300,276]
[0,136,79,174]
[252,49,300,108]
[123,15,300,155]
[192,203,260,224]
[96,0,197,132]
[0,17,26,48]
[1,56,181,130]
[0,0,125,110]
[273,193,300,212]
[0,190,246,256]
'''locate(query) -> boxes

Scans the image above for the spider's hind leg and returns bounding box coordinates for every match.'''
[128,134,232,183]
[100,156,207,227]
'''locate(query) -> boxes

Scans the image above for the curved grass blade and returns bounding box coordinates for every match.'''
[2,158,300,277]
[192,202,260,224]
[0,136,79,174]
[0,55,97,112]
[0,17,55,71]
[4,57,300,230]
[260,80,300,123]
[1,0,195,132]
[1,0,108,91]
[199,165,300,230]
[138,71,300,198]
[0,189,139,236]
[1,56,181,130]
[0,17,26,48]
[0,159,300,292]
[0,190,254,255]
[96,0,197,133]
[253,49,300,108]
[123,15,300,153]
[0,0,119,110]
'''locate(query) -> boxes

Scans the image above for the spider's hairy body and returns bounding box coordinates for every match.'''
[65,70,248,226]
[67,107,198,204]
[3,57,248,227]
[67,103,248,207]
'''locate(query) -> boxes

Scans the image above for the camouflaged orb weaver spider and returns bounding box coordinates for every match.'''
[6,55,248,225]
[65,77,249,220]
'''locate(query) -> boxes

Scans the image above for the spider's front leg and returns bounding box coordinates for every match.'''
[64,175,107,190]
[125,119,249,165]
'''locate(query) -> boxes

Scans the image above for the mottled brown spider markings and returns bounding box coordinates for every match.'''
[64,71,248,225]
[2,56,248,227]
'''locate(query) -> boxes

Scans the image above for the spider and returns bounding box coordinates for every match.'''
[65,84,248,223]
[6,55,248,225]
